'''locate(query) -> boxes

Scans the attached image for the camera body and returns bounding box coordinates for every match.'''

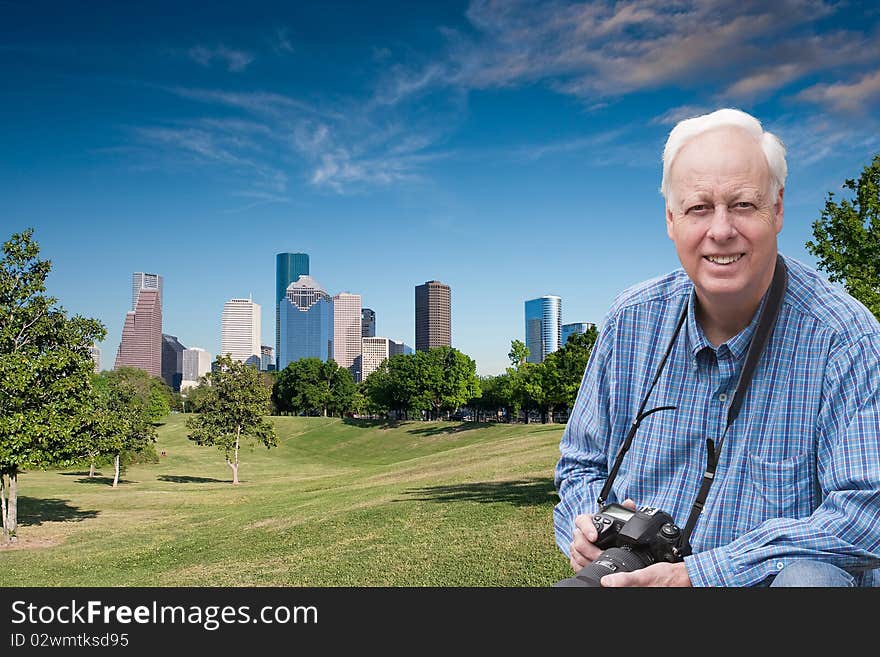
[592,503,683,562]
[555,503,684,587]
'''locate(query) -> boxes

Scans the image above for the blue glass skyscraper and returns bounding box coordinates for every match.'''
[278,275,334,370]
[276,253,309,368]
[524,296,562,364]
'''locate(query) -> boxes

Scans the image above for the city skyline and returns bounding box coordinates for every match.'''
[5,2,880,375]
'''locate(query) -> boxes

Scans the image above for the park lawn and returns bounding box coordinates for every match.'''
[0,415,572,586]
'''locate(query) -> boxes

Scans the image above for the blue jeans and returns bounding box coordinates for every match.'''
[768,561,878,587]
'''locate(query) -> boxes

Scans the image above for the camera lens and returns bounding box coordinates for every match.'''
[554,547,653,587]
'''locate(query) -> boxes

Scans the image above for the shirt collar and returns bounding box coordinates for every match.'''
[685,285,769,362]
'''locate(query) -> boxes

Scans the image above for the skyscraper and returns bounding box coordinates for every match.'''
[525,296,562,364]
[276,253,310,369]
[221,298,261,367]
[362,308,376,338]
[161,334,186,391]
[115,287,162,377]
[181,347,212,390]
[333,292,362,381]
[561,322,596,346]
[131,272,162,310]
[415,280,451,352]
[278,275,334,370]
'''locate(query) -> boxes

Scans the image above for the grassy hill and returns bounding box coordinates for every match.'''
[0,415,572,586]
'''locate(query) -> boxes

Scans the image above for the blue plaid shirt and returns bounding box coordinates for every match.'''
[554,255,880,587]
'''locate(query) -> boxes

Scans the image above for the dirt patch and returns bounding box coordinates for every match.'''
[0,536,61,551]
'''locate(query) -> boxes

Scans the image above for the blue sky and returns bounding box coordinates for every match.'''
[3,0,879,375]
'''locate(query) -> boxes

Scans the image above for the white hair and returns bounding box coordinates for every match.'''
[660,108,787,204]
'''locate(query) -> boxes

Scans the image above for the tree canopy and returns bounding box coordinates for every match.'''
[0,229,105,541]
[186,355,277,484]
[806,153,880,320]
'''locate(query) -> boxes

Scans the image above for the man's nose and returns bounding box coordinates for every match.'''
[706,206,737,240]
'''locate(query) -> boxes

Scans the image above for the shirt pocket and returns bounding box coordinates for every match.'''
[744,450,816,520]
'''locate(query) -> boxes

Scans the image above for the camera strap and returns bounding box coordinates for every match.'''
[678,254,788,555]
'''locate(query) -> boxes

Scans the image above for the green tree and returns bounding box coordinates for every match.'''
[274,358,337,416]
[470,375,507,422]
[360,354,420,419]
[413,347,481,420]
[508,339,530,368]
[90,368,161,487]
[505,339,534,423]
[806,154,880,320]
[182,380,214,413]
[551,328,599,411]
[187,355,276,484]
[0,229,105,542]
[328,366,357,417]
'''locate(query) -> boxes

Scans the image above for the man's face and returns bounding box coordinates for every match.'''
[665,126,783,312]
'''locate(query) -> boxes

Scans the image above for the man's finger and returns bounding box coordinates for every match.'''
[600,571,640,587]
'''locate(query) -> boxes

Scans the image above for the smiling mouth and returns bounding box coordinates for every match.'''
[704,253,744,265]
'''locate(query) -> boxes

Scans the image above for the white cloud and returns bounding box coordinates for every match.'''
[797,69,880,113]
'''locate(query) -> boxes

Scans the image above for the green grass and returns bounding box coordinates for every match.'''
[0,415,572,586]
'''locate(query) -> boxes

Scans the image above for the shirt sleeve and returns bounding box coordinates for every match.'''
[685,334,880,587]
[553,317,616,557]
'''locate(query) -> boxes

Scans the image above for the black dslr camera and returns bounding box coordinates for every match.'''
[556,503,684,587]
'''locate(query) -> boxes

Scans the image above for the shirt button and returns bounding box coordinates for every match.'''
[776,561,785,570]
[718,393,728,402]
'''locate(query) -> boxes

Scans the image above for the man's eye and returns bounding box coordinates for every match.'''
[688,204,710,213]
[733,202,755,210]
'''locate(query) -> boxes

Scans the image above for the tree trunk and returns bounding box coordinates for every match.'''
[113,454,120,488]
[89,460,96,478]
[547,409,554,424]
[231,426,241,485]
[1,471,19,543]
[1,473,8,544]
[9,472,17,539]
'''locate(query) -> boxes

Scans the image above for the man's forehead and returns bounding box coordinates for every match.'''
[669,128,769,184]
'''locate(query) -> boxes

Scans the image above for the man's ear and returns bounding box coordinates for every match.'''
[775,187,784,234]
[666,204,675,240]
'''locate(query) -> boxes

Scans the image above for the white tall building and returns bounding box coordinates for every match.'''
[221,298,261,367]
[132,272,162,310]
[333,292,362,381]
[361,336,391,381]
[89,345,101,373]
[181,347,212,390]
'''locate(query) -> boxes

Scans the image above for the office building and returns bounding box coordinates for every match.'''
[261,345,275,372]
[362,308,376,338]
[89,346,101,373]
[333,292,362,381]
[131,272,162,310]
[221,298,261,367]
[115,287,162,377]
[181,347,212,390]
[389,340,413,357]
[278,275,334,370]
[161,334,186,391]
[276,253,310,369]
[415,280,451,352]
[361,336,391,381]
[562,322,596,346]
[525,296,562,364]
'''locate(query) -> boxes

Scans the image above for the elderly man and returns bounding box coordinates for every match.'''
[553,108,880,587]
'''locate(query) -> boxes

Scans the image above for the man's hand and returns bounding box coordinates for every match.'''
[569,498,637,572]
[600,561,692,587]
